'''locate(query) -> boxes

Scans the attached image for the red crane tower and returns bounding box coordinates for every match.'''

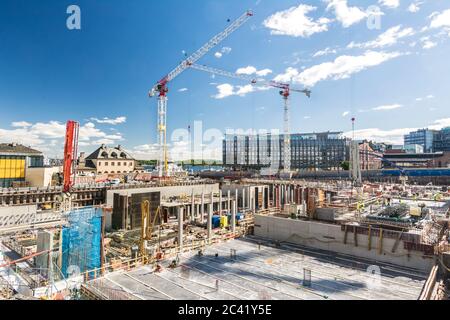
[62,120,79,193]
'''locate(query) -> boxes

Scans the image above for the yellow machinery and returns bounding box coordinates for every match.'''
[140,200,162,262]
[220,216,228,228]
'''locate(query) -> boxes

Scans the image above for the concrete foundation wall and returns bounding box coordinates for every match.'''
[254,215,434,272]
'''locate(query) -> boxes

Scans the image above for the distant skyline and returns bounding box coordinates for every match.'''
[1,0,449,160]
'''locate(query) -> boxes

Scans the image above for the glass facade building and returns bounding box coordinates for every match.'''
[434,127,450,152]
[404,129,438,153]
[223,132,348,171]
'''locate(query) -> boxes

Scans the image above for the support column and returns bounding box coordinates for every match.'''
[242,188,246,210]
[201,192,205,222]
[178,207,184,252]
[227,190,231,213]
[191,191,195,222]
[235,189,239,211]
[219,190,222,215]
[210,191,214,213]
[207,202,213,243]
[231,200,236,235]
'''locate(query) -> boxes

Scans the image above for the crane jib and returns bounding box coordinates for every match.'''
[151,10,253,94]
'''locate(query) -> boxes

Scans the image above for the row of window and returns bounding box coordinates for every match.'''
[98,161,133,167]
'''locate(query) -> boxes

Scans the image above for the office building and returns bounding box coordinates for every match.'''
[223,132,348,171]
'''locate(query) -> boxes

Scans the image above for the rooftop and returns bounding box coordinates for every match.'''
[0,143,42,156]
[86,145,134,160]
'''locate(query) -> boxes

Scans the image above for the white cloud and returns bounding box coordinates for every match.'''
[422,40,437,49]
[90,116,127,125]
[236,66,257,75]
[347,25,415,49]
[214,46,232,59]
[256,69,273,77]
[0,120,124,157]
[429,9,450,29]
[263,4,331,38]
[372,104,403,111]
[275,51,404,87]
[221,47,232,54]
[344,127,414,144]
[408,2,422,13]
[313,47,338,57]
[304,116,311,120]
[213,83,270,99]
[429,118,450,130]
[344,118,450,144]
[325,0,367,28]
[273,67,300,83]
[214,84,235,99]
[416,94,434,101]
[11,121,32,128]
[379,0,400,9]
[178,88,188,92]
[342,111,350,117]
[236,66,273,77]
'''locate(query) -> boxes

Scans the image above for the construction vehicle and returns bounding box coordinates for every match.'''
[189,63,311,173]
[149,11,253,178]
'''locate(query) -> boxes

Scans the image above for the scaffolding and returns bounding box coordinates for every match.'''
[61,207,103,279]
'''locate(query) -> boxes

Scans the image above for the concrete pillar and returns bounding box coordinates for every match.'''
[270,184,274,207]
[231,200,236,234]
[235,189,239,210]
[227,190,231,213]
[219,190,222,215]
[178,207,184,252]
[291,188,294,205]
[207,203,213,243]
[201,192,205,222]
[210,191,214,213]
[191,192,195,222]
[302,188,307,215]
[242,188,246,210]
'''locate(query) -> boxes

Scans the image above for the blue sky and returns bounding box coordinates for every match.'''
[0,0,449,160]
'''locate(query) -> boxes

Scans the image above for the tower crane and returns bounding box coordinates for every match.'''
[189,63,311,173]
[148,10,253,178]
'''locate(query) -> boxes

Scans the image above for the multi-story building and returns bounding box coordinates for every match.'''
[77,145,136,175]
[223,132,348,171]
[404,129,439,153]
[0,143,44,188]
[433,127,450,152]
[359,142,382,170]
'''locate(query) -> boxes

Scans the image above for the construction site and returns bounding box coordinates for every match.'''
[1,9,450,302]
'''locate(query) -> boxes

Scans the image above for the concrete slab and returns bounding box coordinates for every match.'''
[87,237,426,300]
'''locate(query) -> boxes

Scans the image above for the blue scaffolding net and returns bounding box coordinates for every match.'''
[61,207,103,278]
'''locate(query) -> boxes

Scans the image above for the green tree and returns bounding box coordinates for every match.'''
[341,161,350,171]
